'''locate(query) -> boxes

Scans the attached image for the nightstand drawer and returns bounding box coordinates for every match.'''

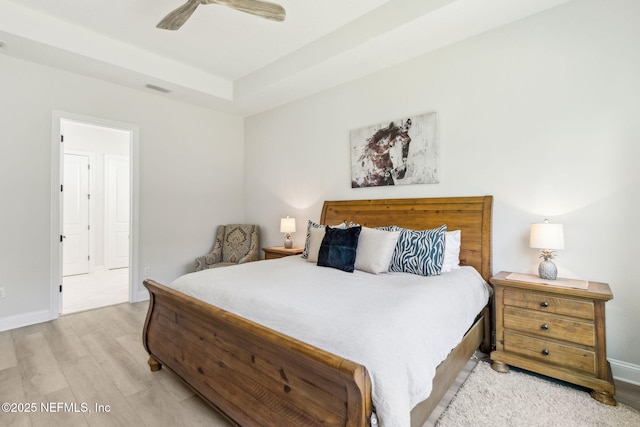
[262,247,303,260]
[504,307,595,346]
[504,289,594,320]
[504,331,596,374]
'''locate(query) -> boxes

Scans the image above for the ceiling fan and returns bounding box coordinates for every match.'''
[157,0,286,30]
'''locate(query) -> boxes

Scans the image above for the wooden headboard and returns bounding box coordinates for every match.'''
[320,196,493,281]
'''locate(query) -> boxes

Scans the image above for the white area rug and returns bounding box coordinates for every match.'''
[437,361,640,427]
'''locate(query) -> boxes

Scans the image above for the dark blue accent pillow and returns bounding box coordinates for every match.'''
[317,225,362,272]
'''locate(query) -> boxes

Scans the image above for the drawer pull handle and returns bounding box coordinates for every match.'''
[540,301,549,308]
[541,324,549,330]
[542,349,550,356]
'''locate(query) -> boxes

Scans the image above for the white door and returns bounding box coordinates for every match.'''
[63,154,90,276]
[106,155,130,269]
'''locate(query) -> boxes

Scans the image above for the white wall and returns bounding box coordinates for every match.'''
[0,54,244,328]
[245,0,640,382]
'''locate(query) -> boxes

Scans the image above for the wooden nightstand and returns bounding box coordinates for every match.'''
[262,246,303,260]
[490,271,616,405]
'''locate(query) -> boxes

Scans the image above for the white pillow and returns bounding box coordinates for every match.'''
[301,220,346,259]
[354,227,401,274]
[306,226,327,263]
[441,230,461,273]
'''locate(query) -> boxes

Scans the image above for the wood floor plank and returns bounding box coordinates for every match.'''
[0,329,18,370]
[112,303,147,333]
[80,328,153,397]
[150,369,196,402]
[59,355,147,427]
[0,412,33,427]
[115,333,153,371]
[0,366,27,402]
[116,333,194,401]
[40,316,89,364]
[116,331,196,402]
[0,367,32,427]
[0,411,32,427]
[127,383,203,427]
[28,387,89,427]
[10,323,43,339]
[12,331,69,399]
[179,394,234,427]
[65,309,106,339]
[90,305,138,340]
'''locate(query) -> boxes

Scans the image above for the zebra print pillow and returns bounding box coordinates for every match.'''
[301,220,346,259]
[388,225,447,276]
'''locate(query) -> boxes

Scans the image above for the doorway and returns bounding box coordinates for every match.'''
[60,119,131,314]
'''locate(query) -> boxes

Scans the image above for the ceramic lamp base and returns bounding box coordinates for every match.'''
[284,234,292,249]
[538,260,558,280]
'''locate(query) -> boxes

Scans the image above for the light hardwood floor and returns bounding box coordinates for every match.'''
[1,302,638,427]
[0,302,229,427]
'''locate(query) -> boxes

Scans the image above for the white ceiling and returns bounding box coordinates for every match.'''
[0,0,571,116]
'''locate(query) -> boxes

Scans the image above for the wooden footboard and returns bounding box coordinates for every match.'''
[143,279,372,427]
[143,279,488,427]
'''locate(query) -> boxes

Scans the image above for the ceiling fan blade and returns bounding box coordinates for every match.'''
[214,0,286,22]
[157,0,200,30]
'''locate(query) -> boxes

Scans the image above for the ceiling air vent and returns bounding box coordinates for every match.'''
[145,84,171,93]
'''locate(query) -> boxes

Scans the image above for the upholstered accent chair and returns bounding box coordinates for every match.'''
[195,224,260,270]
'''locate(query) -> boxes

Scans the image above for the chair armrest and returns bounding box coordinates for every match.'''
[194,226,226,271]
[194,256,207,271]
[238,225,260,264]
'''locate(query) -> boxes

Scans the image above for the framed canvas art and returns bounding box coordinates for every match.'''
[350,112,439,188]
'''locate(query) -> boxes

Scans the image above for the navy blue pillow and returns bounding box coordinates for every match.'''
[317,225,362,272]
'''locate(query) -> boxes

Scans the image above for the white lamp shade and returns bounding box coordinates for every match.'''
[530,221,564,250]
[280,217,296,233]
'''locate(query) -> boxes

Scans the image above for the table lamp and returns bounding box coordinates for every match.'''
[280,216,296,249]
[530,219,564,280]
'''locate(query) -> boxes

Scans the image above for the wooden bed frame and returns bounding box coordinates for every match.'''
[143,196,493,426]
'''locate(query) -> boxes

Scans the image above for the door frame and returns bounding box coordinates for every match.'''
[50,111,140,318]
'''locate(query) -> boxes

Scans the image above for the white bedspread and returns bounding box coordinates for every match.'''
[169,256,490,427]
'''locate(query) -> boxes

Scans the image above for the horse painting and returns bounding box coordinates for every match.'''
[351,119,412,188]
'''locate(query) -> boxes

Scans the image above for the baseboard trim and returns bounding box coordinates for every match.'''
[610,358,640,386]
[0,309,51,332]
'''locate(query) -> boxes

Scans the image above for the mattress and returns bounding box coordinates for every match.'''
[169,256,490,427]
